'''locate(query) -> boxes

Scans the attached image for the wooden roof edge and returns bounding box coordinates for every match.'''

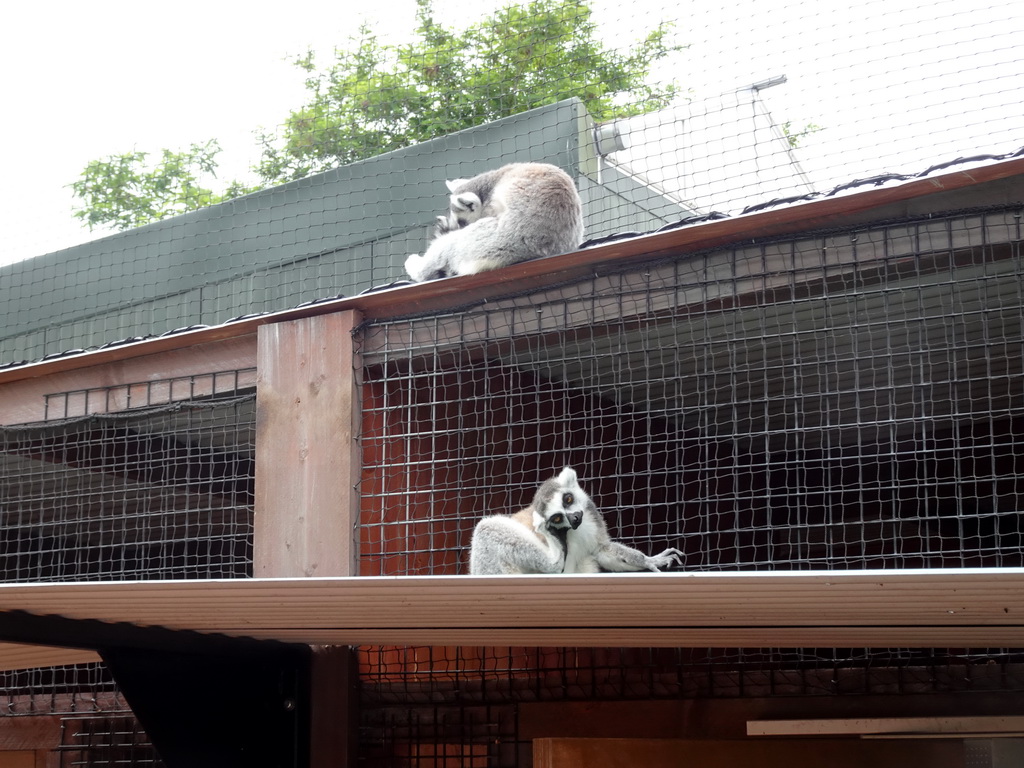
[3,156,1023,388]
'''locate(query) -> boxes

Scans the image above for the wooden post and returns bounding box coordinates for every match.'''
[254,309,362,767]
[254,309,362,578]
[309,646,359,768]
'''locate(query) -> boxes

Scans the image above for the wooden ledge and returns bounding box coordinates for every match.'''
[0,643,100,672]
[1,569,1022,665]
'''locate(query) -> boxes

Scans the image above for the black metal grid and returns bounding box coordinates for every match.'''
[357,206,1024,576]
[357,646,1024,766]
[0,663,124,718]
[59,714,163,768]
[0,389,256,583]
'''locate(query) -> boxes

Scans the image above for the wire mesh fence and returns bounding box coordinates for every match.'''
[358,645,1024,706]
[0,663,161,767]
[0,663,124,718]
[2,0,1022,364]
[357,645,1024,766]
[0,389,253,765]
[59,714,164,768]
[357,205,1024,575]
[351,201,1024,763]
[1,204,1022,765]
[0,662,159,765]
[0,387,256,583]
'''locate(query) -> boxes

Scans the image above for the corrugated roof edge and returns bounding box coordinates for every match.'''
[737,144,1024,215]
[2,153,1023,384]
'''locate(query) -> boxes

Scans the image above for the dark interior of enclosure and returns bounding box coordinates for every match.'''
[0,390,257,583]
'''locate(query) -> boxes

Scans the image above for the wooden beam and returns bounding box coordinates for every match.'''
[521,695,1024,742]
[254,310,361,578]
[532,738,965,768]
[0,643,99,672]
[0,334,256,425]
[0,569,1023,648]
[308,646,358,768]
[253,311,363,768]
[749,716,1024,737]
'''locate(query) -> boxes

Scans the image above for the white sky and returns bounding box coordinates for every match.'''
[1,0,1021,266]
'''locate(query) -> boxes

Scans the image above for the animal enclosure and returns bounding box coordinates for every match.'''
[1,200,1023,766]
[1,0,1022,759]
[357,206,1024,577]
[350,202,1024,763]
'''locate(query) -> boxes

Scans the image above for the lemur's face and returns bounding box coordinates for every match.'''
[534,467,589,531]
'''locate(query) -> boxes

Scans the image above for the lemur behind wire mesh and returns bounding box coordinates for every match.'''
[405,162,584,282]
[468,468,682,575]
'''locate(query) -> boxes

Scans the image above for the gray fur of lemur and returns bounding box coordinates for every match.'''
[468,470,581,575]
[405,162,584,282]
[468,467,683,575]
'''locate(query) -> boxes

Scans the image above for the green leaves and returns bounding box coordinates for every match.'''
[71,0,682,230]
[781,121,823,149]
[70,140,258,231]
[257,0,683,182]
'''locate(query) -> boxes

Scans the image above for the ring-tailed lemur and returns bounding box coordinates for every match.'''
[468,470,583,574]
[468,468,683,575]
[405,162,584,282]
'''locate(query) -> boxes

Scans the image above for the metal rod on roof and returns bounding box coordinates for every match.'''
[746,75,788,91]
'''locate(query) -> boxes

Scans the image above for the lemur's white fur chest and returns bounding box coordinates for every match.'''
[563,514,604,574]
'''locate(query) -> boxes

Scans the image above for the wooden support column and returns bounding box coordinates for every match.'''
[255,309,363,768]
[255,309,362,578]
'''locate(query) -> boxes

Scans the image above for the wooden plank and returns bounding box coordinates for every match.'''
[0,643,99,672]
[2,159,1022,390]
[254,310,361,578]
[253,312,363,768]
[0,570,1022,648]
[0,334,257,425]
[521,701,689,740]
[0,752,37,768]
[0,717,61,751]
[749,716,1024,736]
[309,646,358,768]
[532,738,965,768]
[522,694,1024,742]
